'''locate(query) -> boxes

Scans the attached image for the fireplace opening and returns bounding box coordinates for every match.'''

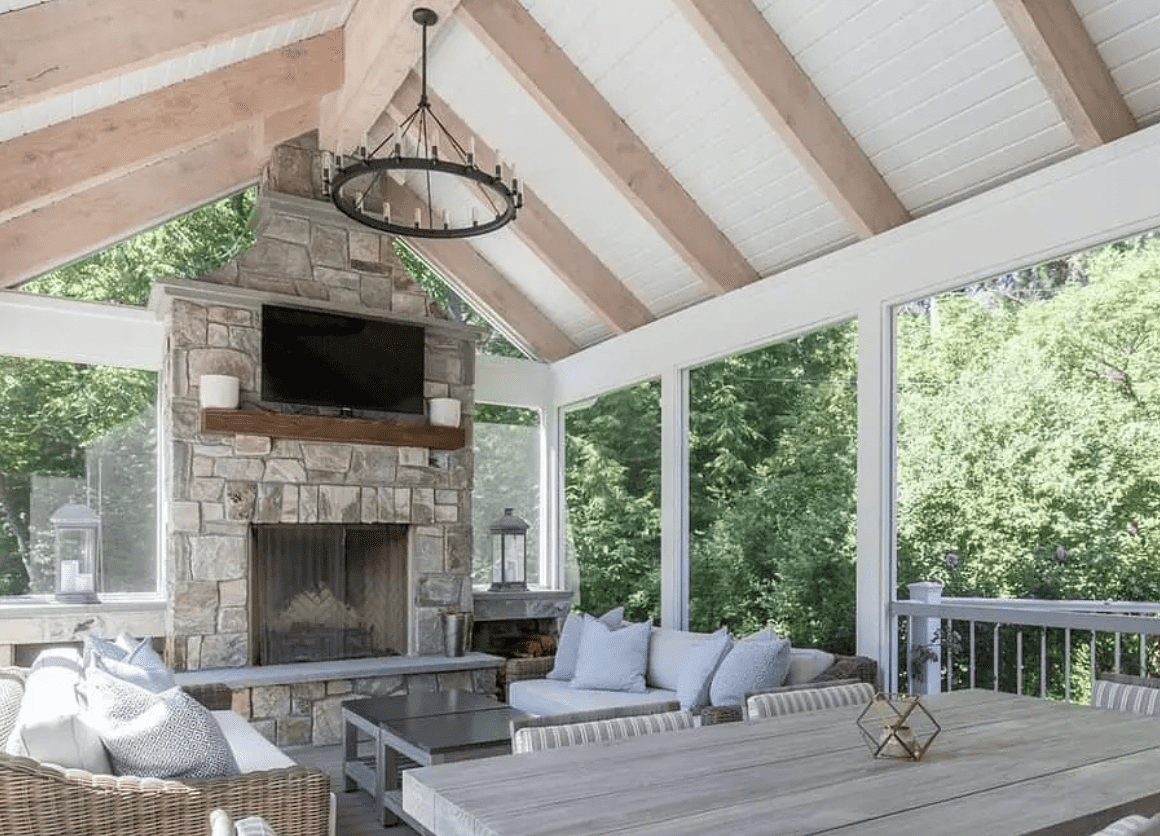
[251,523,408,665]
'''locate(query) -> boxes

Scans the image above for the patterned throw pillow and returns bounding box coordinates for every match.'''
[709,635,792,707]
[547,607,624,681]
[569,618,652,693]
[81,664,239,779]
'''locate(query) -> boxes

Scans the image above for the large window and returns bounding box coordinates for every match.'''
[895,234,1160,604]
[687,321,858,652]
[564,381,661,623]
[0,358,157,597]
[472,405,541,587]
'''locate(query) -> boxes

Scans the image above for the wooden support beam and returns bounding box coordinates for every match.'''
[385,73,654,334]
[458,0,756,296]
[0,127,263,288]
[0,30,343,225]
[385,187,578,362]
[0,0,343,114]
[318,0,460,154]
[674,0,910,238]
[994,0,1136,149]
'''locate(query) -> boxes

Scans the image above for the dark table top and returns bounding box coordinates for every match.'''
[344,689,506,725]
[387,706,528,755]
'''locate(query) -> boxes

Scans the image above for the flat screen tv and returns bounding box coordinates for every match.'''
[260,303,426,415]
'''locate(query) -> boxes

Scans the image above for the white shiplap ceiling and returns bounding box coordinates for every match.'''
[2,0,1159,361]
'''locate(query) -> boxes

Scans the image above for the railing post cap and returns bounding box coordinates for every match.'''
[908,581,944,600]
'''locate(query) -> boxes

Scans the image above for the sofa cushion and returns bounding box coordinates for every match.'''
[512,710,695,754]
[509,677,677,715]
[547,607,624,681]
[5,648,111,773]
[81,664,239,779]
[709,635,791,708]
[674,627,731,712]
[647,626,716,691]
[571,618,651,693]
[785,648,836,686]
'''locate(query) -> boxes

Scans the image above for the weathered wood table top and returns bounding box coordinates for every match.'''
[402,689,1160,836]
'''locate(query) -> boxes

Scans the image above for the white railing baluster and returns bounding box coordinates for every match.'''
[906,615,914,692]
[970,621,977,690]
[1115,632,1122,673]
[993,623,1000,692]
[1017,630,1024,695]
[1064,627,1072,703]
[946,619,953,692]
[1140,633,1146,676]
[1091,632,1096,691]
[1040,629,1047,698]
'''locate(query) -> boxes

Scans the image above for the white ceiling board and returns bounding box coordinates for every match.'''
[428,19,706,317]
[518,0,848,281]
[1076,0,1160,122]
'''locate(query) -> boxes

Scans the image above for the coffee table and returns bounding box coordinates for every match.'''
[342,690,527,830]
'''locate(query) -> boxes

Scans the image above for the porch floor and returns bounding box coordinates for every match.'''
[283,743,419,836]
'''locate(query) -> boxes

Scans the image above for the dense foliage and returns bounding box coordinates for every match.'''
[0,192,255,594]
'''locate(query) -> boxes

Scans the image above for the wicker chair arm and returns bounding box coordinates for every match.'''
[814,654,878,686]
[505,654,556,683]
[699,704,744,725]
[0,756,332,836]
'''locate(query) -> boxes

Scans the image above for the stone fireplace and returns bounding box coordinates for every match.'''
[157,186,480,673]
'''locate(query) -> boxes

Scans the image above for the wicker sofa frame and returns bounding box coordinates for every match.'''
[503,652,878,725]
[0,676,332,836]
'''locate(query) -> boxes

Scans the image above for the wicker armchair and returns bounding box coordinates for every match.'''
[0,755,332,836]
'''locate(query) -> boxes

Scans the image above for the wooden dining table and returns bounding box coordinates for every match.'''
[401,689,1160,836]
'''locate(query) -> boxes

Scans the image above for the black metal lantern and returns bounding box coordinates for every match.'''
[51,500,101,604]
[489,508,529,591]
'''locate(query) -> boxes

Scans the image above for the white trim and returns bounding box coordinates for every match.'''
[660,365,689,629]
[0,290,163,369]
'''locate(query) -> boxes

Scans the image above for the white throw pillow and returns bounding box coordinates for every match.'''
[88,651,176,694]
[5,649,111,773]
[81,664,238,779]
[648,626,714,691]
[569,618,652,693]
[709,635,792,707]
[547,607,624,681]
[674,627,732,712]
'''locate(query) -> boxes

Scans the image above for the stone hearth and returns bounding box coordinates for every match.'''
[155,187,480,672]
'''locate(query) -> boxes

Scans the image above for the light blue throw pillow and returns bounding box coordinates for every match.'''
[547,606,624,681]
[675,626,732,712]
[569,618,652,693]
[708,635,791,707]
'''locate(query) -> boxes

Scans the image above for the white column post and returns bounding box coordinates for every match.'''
[908,581,944,695]
[660,365,689,630]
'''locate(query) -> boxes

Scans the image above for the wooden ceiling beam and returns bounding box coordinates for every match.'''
[674,0,910,238]
[458,0,756,296]
[318,0,459,154]
[384,73,654,335]
[0,0,343,115]
[0,30,343,226]
[994,0,1136,150]
[0,127,263,288]
[385,187,577,362]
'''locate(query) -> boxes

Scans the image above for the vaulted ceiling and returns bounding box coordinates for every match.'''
[3,0,1159,361]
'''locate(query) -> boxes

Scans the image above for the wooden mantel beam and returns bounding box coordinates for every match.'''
[0,0,344,115]
[674,0,910,238]
[458,0,757,296]
[0,30,343,225]
[385,73,654,335]
[993,0,1136,150]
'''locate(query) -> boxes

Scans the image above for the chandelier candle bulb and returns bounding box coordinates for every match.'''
[468,135,476,165]
[384,202,391,223]
[414,207,422,227]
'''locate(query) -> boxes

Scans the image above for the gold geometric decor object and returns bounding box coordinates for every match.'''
[856,693,941,760]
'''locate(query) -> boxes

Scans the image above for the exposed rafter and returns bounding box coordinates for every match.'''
[458,0,757,296]
[994,0,1136,150]
[674,0,910,239]
[385,185,578,362]
[0,127,266,288]
[318,0,459,154]
[0,0,344,115]
[0,30,343,226]
[384,73,654,335]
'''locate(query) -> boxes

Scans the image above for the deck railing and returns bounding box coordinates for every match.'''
[890,582,1160,702]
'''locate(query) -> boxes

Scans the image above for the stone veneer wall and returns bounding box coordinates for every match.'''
[162,188,477,672]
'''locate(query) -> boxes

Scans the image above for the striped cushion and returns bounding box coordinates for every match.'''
[1092,679,1160,716]
[511,710,695,754]
[746,681,875,720]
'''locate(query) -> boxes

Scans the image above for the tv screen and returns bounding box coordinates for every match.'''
[260,304,426,414]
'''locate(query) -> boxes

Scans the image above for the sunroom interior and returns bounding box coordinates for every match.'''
[3,0,1160,698]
